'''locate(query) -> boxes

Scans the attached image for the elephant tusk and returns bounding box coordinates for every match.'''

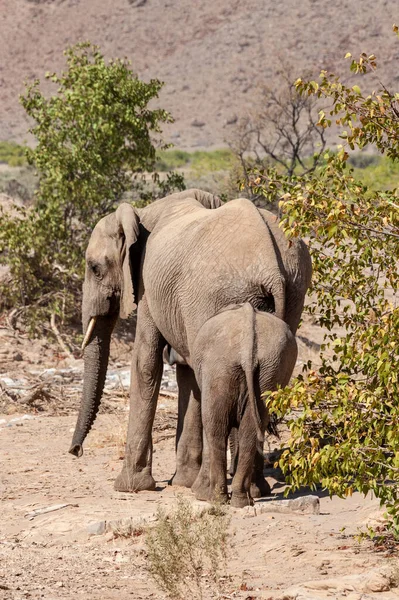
[81,317,97,350]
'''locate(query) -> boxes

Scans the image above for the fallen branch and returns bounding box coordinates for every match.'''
[22,384,53,406]
[159,390,178,399]
[25,503,79,520]
[154,433,175,444]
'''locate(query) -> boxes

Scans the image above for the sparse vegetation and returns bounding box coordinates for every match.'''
[145,496,230,600]
[254,36,399,535]
[156,148,234,174]
[228,62,326,205]
[0,165,38,202]
[0,141,27,167]
[0,42,183,336]
[110,519,145,540]
[351,154,399,191]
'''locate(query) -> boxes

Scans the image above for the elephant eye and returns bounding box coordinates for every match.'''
[90,263,103,279]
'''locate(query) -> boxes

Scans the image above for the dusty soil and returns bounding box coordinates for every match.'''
[0,320,398,600]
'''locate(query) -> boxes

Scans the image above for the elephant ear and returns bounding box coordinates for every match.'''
[115,203,141,319]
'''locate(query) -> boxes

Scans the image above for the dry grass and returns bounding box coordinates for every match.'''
[89,414,128,459]
[108,518,145,540]
[145,496,230,600]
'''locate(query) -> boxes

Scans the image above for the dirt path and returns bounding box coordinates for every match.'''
[1,403,398,600]
[0,321,398,599]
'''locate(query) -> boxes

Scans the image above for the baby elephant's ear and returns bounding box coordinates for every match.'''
[115,203,141,319]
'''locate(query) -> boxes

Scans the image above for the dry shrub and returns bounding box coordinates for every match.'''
[145,496,230,599]
[109,519,145,540]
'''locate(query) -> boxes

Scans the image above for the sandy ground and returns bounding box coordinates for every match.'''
[0,320,398,600]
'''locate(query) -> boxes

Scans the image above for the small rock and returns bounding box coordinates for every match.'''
[191,119,205,128]
[87,520,106,536]
[282,566,394,598]
[244,495,320,516]
[115,553,128,563]
[225,114,238,126]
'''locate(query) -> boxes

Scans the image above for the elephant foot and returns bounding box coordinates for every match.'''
[250,477,271,499]
[230,491,254,508]
[114,468,156,493]
[211,490,229,504]
[192,484,212,502]
[192,473,211,501]
[193,485,228,504]
[171,465,201,488]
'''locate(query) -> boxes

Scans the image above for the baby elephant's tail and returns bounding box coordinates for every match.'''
[242,303,264,446]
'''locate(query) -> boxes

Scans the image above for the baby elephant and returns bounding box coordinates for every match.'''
[191,303,297,508]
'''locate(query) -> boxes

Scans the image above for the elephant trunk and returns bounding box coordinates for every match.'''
[69,314,117,457]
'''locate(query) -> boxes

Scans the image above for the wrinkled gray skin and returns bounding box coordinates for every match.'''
[69,188,311,494]
[228,208,312,485]
[191,303,297,508]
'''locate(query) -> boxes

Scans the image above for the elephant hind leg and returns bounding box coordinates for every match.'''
[250,445,271,498]
[193,429,229,504]
[230,410,258,508]
[114,297,165,493]
[193,388,229,504]
[207,432,228,503]
[191,434,211,501]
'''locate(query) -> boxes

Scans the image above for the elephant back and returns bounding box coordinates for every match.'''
[143,198,287,363]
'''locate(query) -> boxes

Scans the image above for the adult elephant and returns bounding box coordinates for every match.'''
[69,190,311,494]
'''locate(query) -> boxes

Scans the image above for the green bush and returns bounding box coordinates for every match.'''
[252,39,399,535]
[348,152,380,169]
[352,155,399,190]
[0,42,179,335]
[0,141,27,167]
[155,149,191,171]
[190,149,234,175]
[155,148,234,175]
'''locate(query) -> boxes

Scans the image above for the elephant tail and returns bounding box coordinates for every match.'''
[270,273,286,322]
[242,303,264,446]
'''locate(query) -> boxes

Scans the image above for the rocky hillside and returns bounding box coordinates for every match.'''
[1,0,398,149]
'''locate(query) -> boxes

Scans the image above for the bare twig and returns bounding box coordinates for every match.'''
[25,503,79,520]
[23,384,53,406]
[50,313,75,360]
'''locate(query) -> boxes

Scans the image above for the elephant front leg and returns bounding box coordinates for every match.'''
[114,299,165,493]
[172,365,202,488]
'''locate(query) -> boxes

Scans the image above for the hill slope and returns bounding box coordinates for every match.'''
[1,0,398,149]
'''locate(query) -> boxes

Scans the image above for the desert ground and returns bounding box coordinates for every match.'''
[1,0,399,149]
[1,317,398,600]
